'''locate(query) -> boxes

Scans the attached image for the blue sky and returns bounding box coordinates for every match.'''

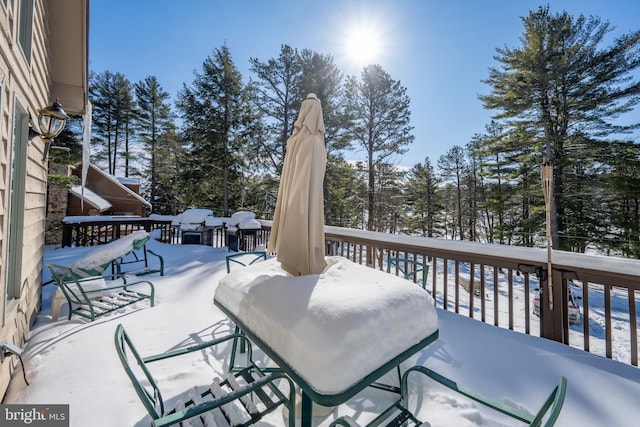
[90,0,640,168]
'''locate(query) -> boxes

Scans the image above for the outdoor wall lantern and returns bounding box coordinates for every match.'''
[29,98,69,162]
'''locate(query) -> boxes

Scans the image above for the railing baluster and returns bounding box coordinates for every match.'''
[480,264,486,323]
[605,284,612,359]
[524,273,530,335]
[469,263,475,319]
[583,281,590,353]
[454,260,460,314]
[628,287,638,366]
[493,267,499,327]
[508,269,514,331]
[431,257,437,298]
[562,279,570,345]
[443,259,449,310]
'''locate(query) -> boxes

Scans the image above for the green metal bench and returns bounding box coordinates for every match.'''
[114,324,296,427]
[386,257,429,289]
[331,366,567,427]
[47,263,155,321]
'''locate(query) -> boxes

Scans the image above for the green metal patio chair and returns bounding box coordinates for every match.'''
[386,257,429,290]
[114,324,296,427]
[225,251,269,372]
[64,231,164,278]
[225,251,268,273]
[380,256,431,394]
[331,366,567,427]
[113,243,165,277]
[110,231,165,277]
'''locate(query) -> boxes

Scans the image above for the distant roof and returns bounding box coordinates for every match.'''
[88,164,151,208]
[117,177,141,185]
[69,185,112,212]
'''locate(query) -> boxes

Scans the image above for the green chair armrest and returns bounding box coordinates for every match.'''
[142,333,253,364]
[146,249,165,276]
[403,366,567,426]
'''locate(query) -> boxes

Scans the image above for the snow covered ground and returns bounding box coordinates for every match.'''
[435,260,639,366]
[4,239,640,426]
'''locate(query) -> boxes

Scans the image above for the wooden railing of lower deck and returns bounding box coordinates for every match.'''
[61,218,257,248]
[256,221,640,368]
[61,217,177,247]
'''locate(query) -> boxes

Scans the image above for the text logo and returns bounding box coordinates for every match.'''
[0,405,69,426]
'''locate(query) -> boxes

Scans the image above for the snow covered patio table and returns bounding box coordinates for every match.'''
[214,256,439,427]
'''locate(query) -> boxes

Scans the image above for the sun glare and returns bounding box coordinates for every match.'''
[345,25,382,66]
[330,6,398,74]
[333,8,394,74]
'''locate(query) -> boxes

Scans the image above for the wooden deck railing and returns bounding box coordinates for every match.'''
[59,217,640,367]
[255,222,640,367]
[61,217,177,247]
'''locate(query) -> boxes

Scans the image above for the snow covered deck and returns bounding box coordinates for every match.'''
[6,241,640,426]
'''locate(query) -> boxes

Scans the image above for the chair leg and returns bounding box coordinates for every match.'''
[51,290,66,321]
[229,325,246,372]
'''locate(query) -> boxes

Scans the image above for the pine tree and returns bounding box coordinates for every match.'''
[474,121,522,244]
[604,142,640,257]
[135,76,175,212]
[176,44,256,216]
[324,157,366,228]
[152,129,185,215]
[343,64,414,231]
[248,44,302,173]
[438,146,467,240]
[89,70,137,175]
[297,49,348,155]
[296,49,350,224]
[480,6,640,251]
[48,116,83,166]
[404,158,442,237]
[373,163,406,233]
[118,78,138,177]
[465,138,483,242]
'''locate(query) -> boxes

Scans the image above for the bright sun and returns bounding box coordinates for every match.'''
[345,25,382,66]
[333,9,395,73]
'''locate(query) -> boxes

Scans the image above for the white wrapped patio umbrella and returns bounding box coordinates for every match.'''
[267,93,328,276]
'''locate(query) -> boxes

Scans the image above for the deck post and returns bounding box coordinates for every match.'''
[541,268,565,343]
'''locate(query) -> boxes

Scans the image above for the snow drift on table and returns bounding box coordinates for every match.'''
[215,256,438,394]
